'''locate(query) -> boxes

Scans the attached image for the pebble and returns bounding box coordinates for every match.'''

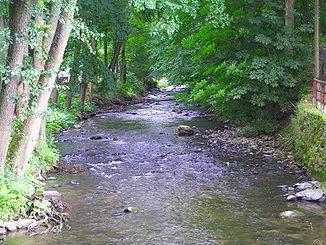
[48,177,57,181]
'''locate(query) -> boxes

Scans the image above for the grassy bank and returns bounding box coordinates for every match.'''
[278,100,326,177]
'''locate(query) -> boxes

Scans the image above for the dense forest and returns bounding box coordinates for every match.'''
[0,0,325,242]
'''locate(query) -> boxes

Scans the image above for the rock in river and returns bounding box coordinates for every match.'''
[178,125,195,136]
[43,190,62,200]
[294,181,320,191]
[0,228,6,235]
[90,135,103,140]
[124,207,141,213]
[280,210,303,219]
[286,195,297,202]
[295,189,325,202]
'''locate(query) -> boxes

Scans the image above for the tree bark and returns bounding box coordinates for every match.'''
[285,0,295,28]
[36,1,61,145]
[65,88,72,108]
[86,82,94,104]
[120,42,127,83]
[104,37,108,68]
[51,76,59,105]
[11,0,76,176]
[109,40,122,71]
[315,0,320,79]
[0,0,33,167]
[0,15,5,85]
[79,72,87,108]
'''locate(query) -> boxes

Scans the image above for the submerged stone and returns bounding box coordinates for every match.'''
[90,135,103,140]
[124,207,141,213]
[280,210,303,219]
[178,125,195,136]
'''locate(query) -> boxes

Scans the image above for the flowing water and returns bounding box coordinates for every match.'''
[6,90,326,244]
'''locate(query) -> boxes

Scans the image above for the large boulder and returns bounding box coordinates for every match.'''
[294,181,320,191]
[295,189,325,202]
[178,125,195,136]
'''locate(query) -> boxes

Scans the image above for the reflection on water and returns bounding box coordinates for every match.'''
[6,92,326,245]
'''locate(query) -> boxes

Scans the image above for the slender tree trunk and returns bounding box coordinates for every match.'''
[42,2,61,57]
[79,72,87,108]
[38,1,61,145]
[109,40,122,71]
[11,0,76,176]
[65,88,72,108]
[104,37,108,68]
[0,0,33,167]
[0,15,5,93]
[51,76,59,105]
[120,42,127,83]
[301,0,308,24]
[315,0,320,79]
[86,82,94,104]
[285,0,295,28]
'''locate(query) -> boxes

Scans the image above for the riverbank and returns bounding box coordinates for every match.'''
[277,100,326,178]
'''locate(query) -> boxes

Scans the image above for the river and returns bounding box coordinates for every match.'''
[6,90,326,244]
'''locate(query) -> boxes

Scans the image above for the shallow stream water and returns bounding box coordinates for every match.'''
[6,90,326,244]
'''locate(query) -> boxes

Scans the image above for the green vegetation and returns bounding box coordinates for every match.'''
[279,99,326,174]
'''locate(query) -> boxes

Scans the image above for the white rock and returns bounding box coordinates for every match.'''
[43,191,62,200]
[0,228,6,235]
[286,195,297,202]
[5,222,17,232]
[295,189,324,201]
[17,219,38,229]
[280,210,303,219]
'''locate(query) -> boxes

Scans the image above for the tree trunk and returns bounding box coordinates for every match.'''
[315,0,320,79]
[104,37,108,68]
[38,117,46,144]
[0,0,33,167]
[109,40,122,71]
[120,42,127,83]
[42,2,61,57]
[51,76,59,105]
[37,2,61,146]
[11,0,76,176]
[16,44,29,118]
[0,15,5,92]
[79,73,87,108]
[86,82,94,104]
[285,0,295,28]
[65,88,72,108]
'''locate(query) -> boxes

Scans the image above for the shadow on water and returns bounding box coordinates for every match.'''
[6,91,326,245]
